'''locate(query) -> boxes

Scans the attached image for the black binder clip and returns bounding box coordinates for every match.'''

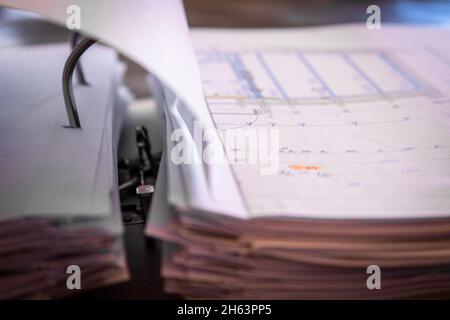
[118,127,159,225]
[62,34,160,225]
[135,126,156,219]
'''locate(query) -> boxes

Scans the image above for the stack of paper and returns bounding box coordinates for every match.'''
[5,0,450,300]
[0,42,129,298]
[146,25,450,299]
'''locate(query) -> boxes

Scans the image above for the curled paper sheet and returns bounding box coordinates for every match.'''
[0,0,207,119]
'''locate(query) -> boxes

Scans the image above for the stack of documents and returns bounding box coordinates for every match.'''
[0,42,129,298]
[146,25,450,299]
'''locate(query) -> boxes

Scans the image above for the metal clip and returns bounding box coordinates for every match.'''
[69,32,89,86]
[62,36,97,128]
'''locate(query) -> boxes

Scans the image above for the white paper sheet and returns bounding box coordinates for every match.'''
[189,25,450,219]
[0,43,119,218]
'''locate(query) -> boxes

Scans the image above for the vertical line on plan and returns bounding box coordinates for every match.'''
[255,51,289,100]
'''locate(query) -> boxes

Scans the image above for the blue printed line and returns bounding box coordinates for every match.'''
[255,51,289,100]
[378,52,421,91]
[342,53,383,94]
[228,52,262,98]
[297,53,336,98]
